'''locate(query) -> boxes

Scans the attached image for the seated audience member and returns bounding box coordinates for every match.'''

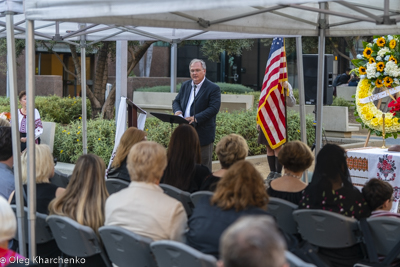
[105,141,187,241]
[200,134,248,191]
[107,127,147,182]
[10,144,64,265]
[186,160,271,258]
[0,118,10,127]
[218,215,288,267]
[10,144,65,214]
[49,154,109,266]
[161,124,211,193]
[299,144,370,267]
[0,126,14,200]
[0,196,26,267]
[362,178,400,218]
[268,141,313,204]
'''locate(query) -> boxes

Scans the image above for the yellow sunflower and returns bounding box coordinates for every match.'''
[389,55,397,64]
[384,76,393,87]
[377,37,386,47]
[376,79,384,88]
[376,62,385,72]
[359,66,366,75]
[369,57,376,64]
[390,39,397,49]
[363,47,373,58]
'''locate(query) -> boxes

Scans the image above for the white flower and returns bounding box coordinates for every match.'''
[366,62,377,79]
[357,54,362,59]
[394,78,399,84]
[385,55,390,61]
[373,38,377,43]
[385,61,400,77]
[378,47,390,57]
[388,35,394,41]
[376,56,382,61]
[375,72,381,77]
[360,75,366,79]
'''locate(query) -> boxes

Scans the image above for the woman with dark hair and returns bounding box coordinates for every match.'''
[107,127,147,182]
[298,144,370,267]
[186,160,271,258]
[18,91,43,152]
[161,124,211,193]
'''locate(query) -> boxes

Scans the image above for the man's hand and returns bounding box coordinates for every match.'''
[185,116,196,124]
[175,111,182,116]
[21,137,26,143]
[256,124,261,131]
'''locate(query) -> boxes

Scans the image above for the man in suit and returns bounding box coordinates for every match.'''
[173,59,221,171]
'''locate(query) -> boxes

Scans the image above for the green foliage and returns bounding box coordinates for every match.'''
[0,95,91,124]
[54,119,116,165]
[286,110,316,147]
[292,89,300,104]
[200,39,254,62]
[331,97,352,107]
[136,83,254,94]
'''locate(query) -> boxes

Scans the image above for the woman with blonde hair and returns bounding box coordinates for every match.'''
[186,160,271,258]
[200,134,248,191]
[107,127,147,181]
[49,154,109,235]
[10,144,64,214]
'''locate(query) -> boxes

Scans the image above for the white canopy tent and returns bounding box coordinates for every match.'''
[4,0,400,259]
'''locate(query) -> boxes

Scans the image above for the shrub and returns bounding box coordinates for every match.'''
[0,95,91,124]
[136,82,254,94]
[54,119,115,165]
[331,96,352,108]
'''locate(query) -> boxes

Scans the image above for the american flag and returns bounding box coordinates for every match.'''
[257,37,288,149]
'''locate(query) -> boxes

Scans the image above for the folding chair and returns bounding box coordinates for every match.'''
[293,209,361,249]
[46,215,112,267]
[355,216,400,267]
[285,251,316,267]
[190,191,213,207]
[99,225,157,267]
[267,197,298,235]
[11,205,53,244]
[105,178,130,195]
[159,184,194,217]
[150,240,217,267]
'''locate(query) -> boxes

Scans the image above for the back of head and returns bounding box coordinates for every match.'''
[0,126,12,161]
[127,141,167,183]
[0,196,16,244]
[212,160,268,211]
[112,127,147,168]
[216,134,248,169]
[278,141,313,173]
[362,178,393,211]
[0,118,10,127]
[311,144,351,188]
[220,215,287,267]
[21,144,54,184]
[49,154,108,233]
[163,124,201,191]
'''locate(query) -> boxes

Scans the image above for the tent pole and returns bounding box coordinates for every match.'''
[25,19,36,260]
[6,12,26,256]
[115,40,128,121]
[295,36,308,183]
[80,24,87,154]
[170,41,178,93]
[316,2,327,154]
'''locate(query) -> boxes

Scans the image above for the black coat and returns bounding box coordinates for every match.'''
[172,78,221,146]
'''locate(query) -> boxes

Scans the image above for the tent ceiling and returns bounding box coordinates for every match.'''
[23,0,400,37]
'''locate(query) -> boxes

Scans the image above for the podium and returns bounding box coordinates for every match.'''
[150,112,189,134]
[127,98,146,128]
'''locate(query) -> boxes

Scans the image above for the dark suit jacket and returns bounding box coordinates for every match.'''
[172,78,221,146]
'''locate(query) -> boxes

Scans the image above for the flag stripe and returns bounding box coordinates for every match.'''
[257,37,288,149]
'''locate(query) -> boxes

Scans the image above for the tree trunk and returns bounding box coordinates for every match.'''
[101,41,156,119]
[93,42,110,107]
[69,44,102,119]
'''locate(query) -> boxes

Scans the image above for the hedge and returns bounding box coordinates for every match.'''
[136,82,254,94]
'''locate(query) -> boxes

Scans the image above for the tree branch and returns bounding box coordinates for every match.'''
[41,42,77,78]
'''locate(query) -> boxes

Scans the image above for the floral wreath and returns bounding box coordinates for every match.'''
[352,35,400,138]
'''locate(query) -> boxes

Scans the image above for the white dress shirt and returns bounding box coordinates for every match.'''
[181,77,206,118]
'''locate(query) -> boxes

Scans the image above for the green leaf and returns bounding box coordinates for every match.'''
[356,118,362,123]
[351,59,366,68]
[351,94,356,98]
[362,41,369,49]
[394,133,398,139]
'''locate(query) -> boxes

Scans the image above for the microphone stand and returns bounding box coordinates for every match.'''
[192,84,197,128]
